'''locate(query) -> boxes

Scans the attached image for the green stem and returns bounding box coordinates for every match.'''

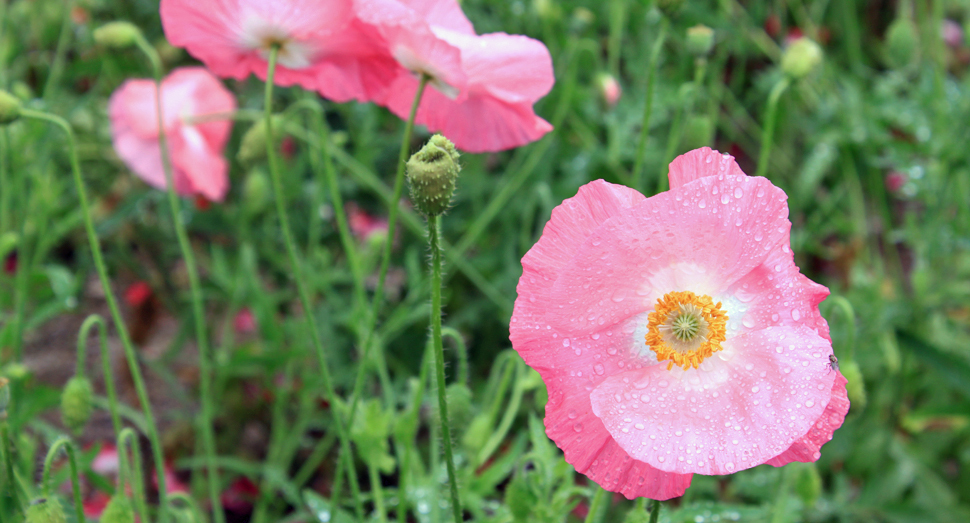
[584,486,608,523]
[77,315,123,437]
[428,215,462,523]
[755,77,790,179]
[133,34,223,523]
[335,75,430,500]
[261,46,363,519]
[649,499,661,523]
[118,428,150,523]
[167,492,206,523]
[632,17,669,191]
[607,0,626,77]
[1,423,20,513]
[40,437,84,523]
[41,0,74,100]
[368,462,388,523]
[18,107,169,522]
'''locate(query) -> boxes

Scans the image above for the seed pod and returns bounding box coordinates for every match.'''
[238,117,282,164]
[0,90,22,125]
[25,498,67,523]
[781,38,823,79]
[686,25,715,57]
[93,22,143,49]
[406,134,460,217]
[61,376,94,434]
[885,18,918,69]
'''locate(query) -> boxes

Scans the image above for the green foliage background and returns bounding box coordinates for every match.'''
[2,0,970,522]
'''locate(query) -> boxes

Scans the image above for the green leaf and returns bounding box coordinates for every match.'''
[303,490,354,523]
[898,331,970,400]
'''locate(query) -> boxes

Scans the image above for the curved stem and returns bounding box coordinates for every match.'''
[261,45,363,519]
[118,428,149,523]
[167,492,206,523]
[632,17,669,191]
[428,215,462,523]
[40,437,84,523]
[17,107,169,523]
[134,34,224,523]
[755,77,790,179]
[77,315,123,437]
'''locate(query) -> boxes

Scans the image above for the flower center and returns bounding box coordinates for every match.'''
[645,291,728,370]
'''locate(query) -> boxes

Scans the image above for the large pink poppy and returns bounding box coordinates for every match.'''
[160,0,398,103]
[510,148,849,499]
[356,0,555,152]
[109,67,236,202]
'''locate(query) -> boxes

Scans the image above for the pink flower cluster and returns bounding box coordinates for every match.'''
[159,0,554,153]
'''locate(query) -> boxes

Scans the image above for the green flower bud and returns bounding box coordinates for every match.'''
[885,18,918,69]
[237,117,282,164]
[406,134,460,216]
[461,413,492,454]
[100,496,135,523]
[25,498,67,523]
[781,38,823,79]
[242,168,271,216]
[681,114,714,151]
[61,376,94,434]
[445,383,473,428]
[840,359,866,412]
[0,377,10,420]
[794,462,822,507]
[569,7,595,33]
[504,472,538,521]
[93,22,143,49]
[2,362,31,381]
[686,25,715,57]
[656,0,685,17]
[0,90,22,125]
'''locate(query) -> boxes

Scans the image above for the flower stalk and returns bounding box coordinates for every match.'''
[132,33,223,523]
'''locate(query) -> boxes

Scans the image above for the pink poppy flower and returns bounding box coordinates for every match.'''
[109,67,236,202]
[357,0,555,152]
[510,148,849,500]
[346,202,389,242]
[160,0,398,103]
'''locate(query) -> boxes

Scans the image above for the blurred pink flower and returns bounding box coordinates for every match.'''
[357,0,555,152]
[885,170,908,193]
[234,307,257,334]
[511,147,848,500]
[109,67,236,202]
[346,202,388,242]
[160,0,397,102]
[942,19,964,49]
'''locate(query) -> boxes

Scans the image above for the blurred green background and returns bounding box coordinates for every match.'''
[1,0,970,521]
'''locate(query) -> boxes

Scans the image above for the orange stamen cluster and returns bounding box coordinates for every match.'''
[645,291,728,370]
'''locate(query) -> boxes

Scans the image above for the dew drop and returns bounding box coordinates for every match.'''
[573,423,584,432]
[594,364,605,375]
[805,400,815,407]
[791,309,801,321]
[698,199,707,209]
[742,316,755,328]
[568,409,578,419]
[734,187,743,198]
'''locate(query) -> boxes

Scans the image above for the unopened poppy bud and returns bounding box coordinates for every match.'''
[61,376,94,433]
[25,498,67,523]
[406,134,460,217]
[686,25,715,57]
[595,73,621,107]
[0,90,22,125]
[242,168,271,215]
[93,22,143,49]
[238,117,282,164]
[0,377,10,420]
[885,18,918,68]
[681,114,714,150]
[100,496,135,523]
[781,38,823,79]
[656,0,685,16]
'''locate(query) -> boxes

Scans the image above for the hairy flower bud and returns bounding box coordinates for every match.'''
[596,73,621,107]
[93,22,143,49]
[61,376,94,434]
[885,18,918,69]
[781,38,823,79]
[25,499,67,523]
[242,168,271,216]
[238,117,282,164]
[100,496,135,523]
[686,25,715,57]
[0,90,22,125]
[406,134,460,216]
[0,377,9,420]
